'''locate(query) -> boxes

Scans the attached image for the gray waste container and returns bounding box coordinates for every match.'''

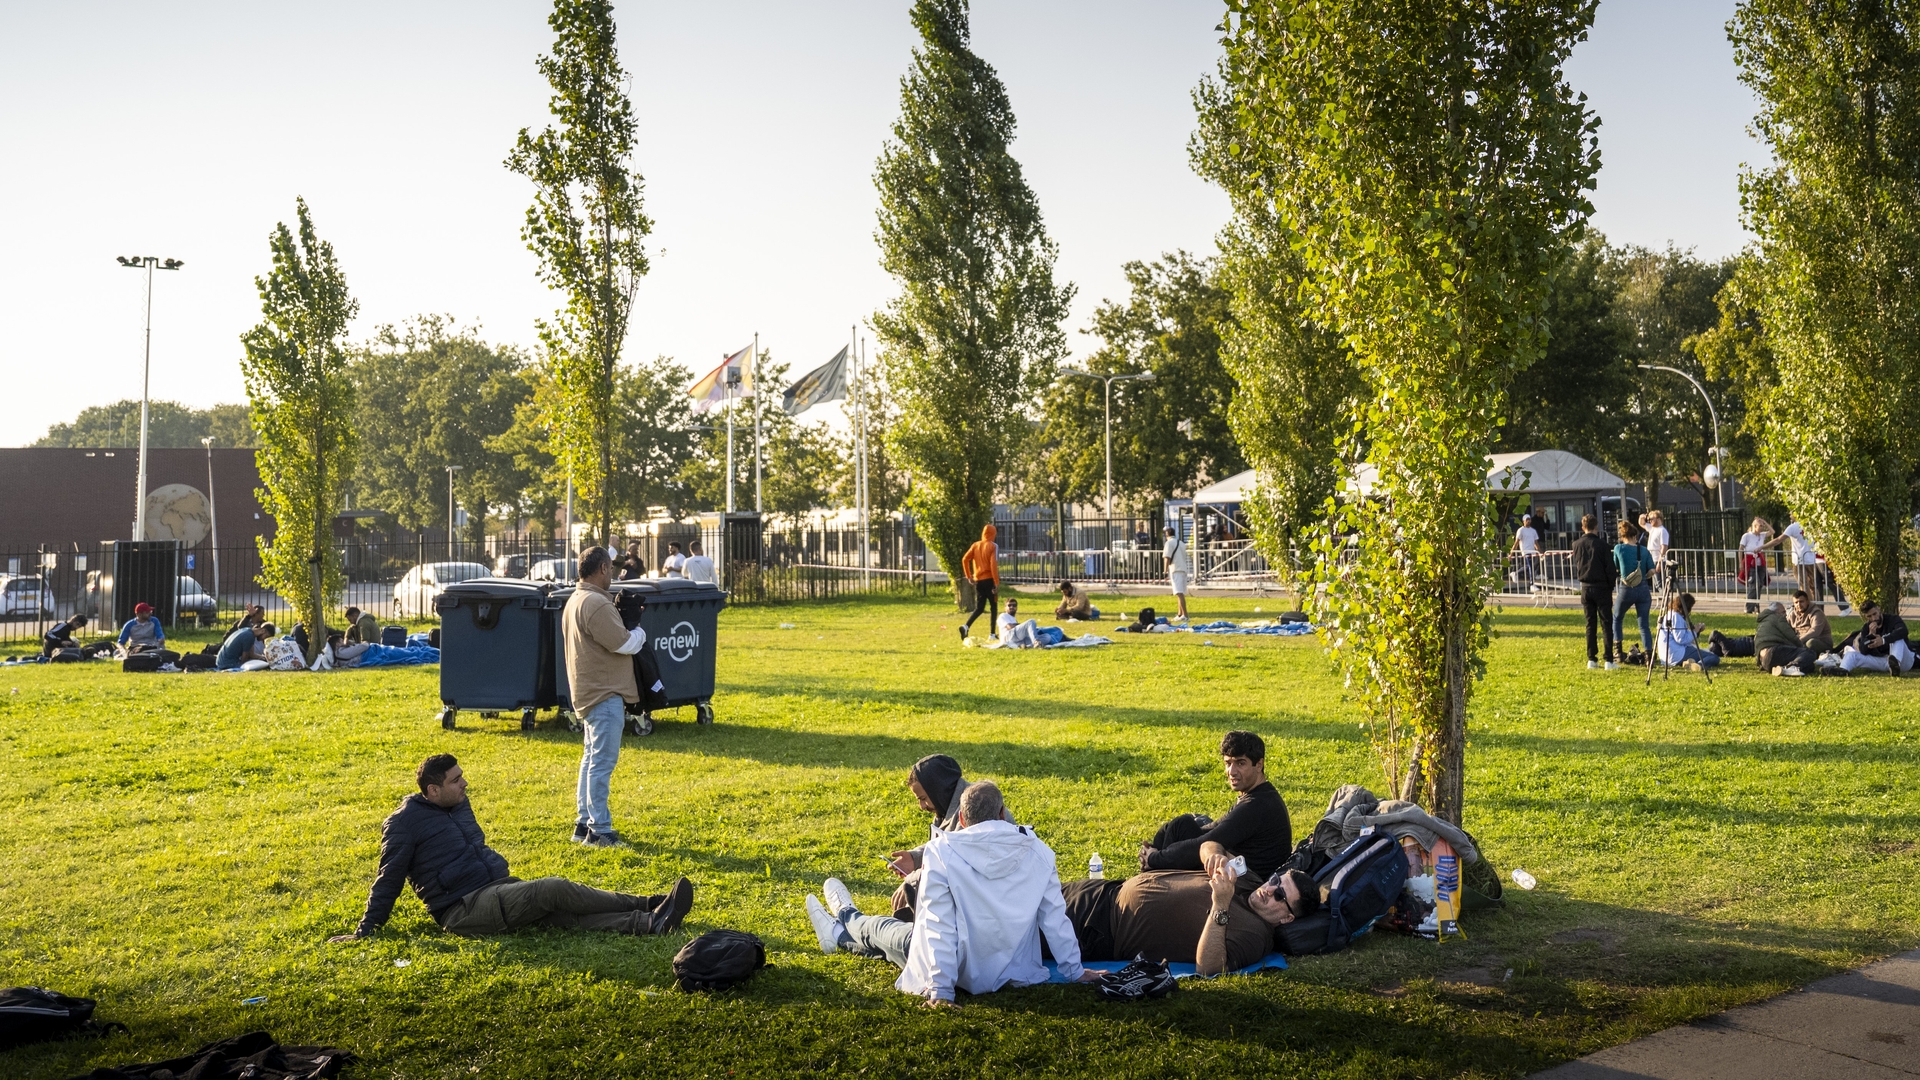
[435,577,561,730]
[552,578,727,734]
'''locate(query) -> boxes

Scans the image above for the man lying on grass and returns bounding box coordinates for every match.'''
[805,780,1098,1008]
[1059,842,1319,975]
[329,754,692,943]
[1138,730,1293,881]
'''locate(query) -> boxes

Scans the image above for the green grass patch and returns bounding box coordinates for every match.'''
[1,596,1915,1078]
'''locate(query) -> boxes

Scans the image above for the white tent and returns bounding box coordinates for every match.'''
[1192,469,1259,508]
[1350,449,1623,498]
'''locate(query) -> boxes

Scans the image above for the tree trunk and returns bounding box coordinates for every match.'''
[306,447,328,664]
[1430,581,1471,827]
[955,576,975,614]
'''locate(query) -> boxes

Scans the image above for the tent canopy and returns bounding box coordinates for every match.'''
[1193,452,1623,505]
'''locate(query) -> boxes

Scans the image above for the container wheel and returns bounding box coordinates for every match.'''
[696,702,714,726]
[440,708,456,730]
[520,708,537,731]
[560,708,581,733]
[626,713,654,737]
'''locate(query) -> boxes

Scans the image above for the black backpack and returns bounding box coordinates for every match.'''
[673,930,766,992]
[1276,829,1409,956]
[121,653,164,673]
[381,625,407,647]
[73,1030,353,1079]
[1095,956,1177,1002]
[0,986,117,1050]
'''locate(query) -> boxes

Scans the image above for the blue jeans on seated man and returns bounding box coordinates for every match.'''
[829,898,914,968]
[576,696,625,836]
[1673,644,1719,669]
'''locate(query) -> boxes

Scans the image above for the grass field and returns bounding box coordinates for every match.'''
[2,594,1916,1079]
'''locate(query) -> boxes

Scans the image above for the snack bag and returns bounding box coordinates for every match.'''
[1433,837,1464,941]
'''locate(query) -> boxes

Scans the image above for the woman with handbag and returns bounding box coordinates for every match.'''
[1737,517,1772,614]
[1611,522,1655,661]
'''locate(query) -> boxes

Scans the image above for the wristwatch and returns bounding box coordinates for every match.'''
[1212,908,1231,927]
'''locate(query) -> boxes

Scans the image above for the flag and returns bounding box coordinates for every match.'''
[689,345,753,415]
[782,345,849,416]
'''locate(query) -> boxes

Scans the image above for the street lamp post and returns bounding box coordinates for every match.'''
[201,437,220,607]
[1638,364,1726,511]
[1060,367,1157,519]
[118,255,183,539]
[446,465,464,560]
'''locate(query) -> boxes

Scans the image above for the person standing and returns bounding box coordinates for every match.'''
[1163,525,1191,622]
[1571,514,1618,669]
[682,540,717,585]
[562,546,648,848]
[1773,515,1819,600]
[1611,522,1655,661]
[959,524,1000,641]
[662,542,687,578]
[1738,517,1772,614]
[617,542,647,581]
[1640,510,1672,591]
[1510,514,1542,592]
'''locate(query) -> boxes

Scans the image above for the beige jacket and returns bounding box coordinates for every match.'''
[563,582,644,712]
[1787,604,1833,652]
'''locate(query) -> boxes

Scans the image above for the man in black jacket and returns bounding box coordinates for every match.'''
[1138,730,1292,881]
[1571,514,1618,669]
[1838,602,1913,675]
[329,755,693,941]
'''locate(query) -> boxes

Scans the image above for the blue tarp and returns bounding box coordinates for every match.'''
[1182,620,1315,636]
[1043,953,1289,982]
[352,644,440,668]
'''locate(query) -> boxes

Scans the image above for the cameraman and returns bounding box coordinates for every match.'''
[564,546,647,848]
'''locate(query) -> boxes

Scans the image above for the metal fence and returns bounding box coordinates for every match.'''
[1491,547,1913,605]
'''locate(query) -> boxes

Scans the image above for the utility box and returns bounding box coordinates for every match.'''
[97,540,181,631]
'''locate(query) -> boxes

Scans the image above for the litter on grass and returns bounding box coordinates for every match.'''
[1511,869,1537,890]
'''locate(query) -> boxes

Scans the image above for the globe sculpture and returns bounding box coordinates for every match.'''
[143,484,212,547]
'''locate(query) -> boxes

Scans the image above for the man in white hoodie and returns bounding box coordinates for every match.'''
[805,781,1096,1007]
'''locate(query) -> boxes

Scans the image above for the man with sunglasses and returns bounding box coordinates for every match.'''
[1056,843,1320,976]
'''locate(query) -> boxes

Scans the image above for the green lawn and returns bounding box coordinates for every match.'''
[2,595,1915,1079]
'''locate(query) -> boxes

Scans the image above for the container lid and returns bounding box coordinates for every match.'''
[437,577,552,602]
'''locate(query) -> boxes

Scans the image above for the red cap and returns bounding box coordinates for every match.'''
[134,602,153,615]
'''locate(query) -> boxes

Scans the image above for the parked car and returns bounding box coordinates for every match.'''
[0,574,48,617]
[492,552,562,579]
[392,561,491,619]
[529,558,578,583]
[176,576,216,624]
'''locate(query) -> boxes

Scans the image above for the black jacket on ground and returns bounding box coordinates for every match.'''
[1145,781,1293,880]
[1840,611,1910,657]
[1571,532,1617,586]
[355,794,510,935]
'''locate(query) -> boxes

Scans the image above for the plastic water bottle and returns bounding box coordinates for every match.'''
[1511,868,1537,891]
[1088,853,1105,880]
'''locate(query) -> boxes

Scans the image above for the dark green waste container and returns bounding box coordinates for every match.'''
[435,577,561,731]
[552,578,727,735]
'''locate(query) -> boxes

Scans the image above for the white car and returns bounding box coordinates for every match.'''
[529,558,578,583]
[0,574,48,617]
[392,562,490,619]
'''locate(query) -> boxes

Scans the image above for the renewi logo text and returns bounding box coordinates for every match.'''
[654,620,699,663]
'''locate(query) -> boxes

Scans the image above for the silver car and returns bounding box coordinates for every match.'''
[529,558,578,583]
[392,562,490,619]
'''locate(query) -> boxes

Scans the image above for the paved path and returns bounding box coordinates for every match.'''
[1534,949,1920,1079]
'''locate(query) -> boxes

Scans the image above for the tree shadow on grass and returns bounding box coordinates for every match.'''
[1483,728,1920,768]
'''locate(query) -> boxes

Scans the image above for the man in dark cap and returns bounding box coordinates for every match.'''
[885,754,1002,919]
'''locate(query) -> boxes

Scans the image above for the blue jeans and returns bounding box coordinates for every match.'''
[838,911,913,968]
[575,696,625,834]
[1613,583,1652,655]
[1675,644,1719,668]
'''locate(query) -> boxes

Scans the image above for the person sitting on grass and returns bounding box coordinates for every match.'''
[1774,589,1833,677]
[1054,581,1098,621]
[1655,593,1719,672]
[884,755,978,919]
[117,602,165,650]
[804,780,1097,1008]
[344,606,379,645]
[225,604,266,639]
[1139,730,1293,882]
[1837,602,1912,676]
[1708,601,1798,667]
[215,621,274,671]
[991,598,1065,649]
[331,754,692,943]
[1057,843,1320,974]
[42,615,93,659]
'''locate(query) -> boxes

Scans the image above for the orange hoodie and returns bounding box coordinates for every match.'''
[961,524,1000,584]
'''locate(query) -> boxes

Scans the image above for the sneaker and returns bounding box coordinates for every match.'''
[1587,660,1600,670]
[652,876,694,934]
[1682,660,1702,673]
[580,830,628,849]
[1604,662,1619,671]
[572,823,590,842]
[805,894,846,955]
[823,877,856,921]
[958,626,967,642]
[1781,666,1804,677]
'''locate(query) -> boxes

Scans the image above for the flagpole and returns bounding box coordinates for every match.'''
[753,331,763,515]
[857,328,870,582]
[725,360,735,515]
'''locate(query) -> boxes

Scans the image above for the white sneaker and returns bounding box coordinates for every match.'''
[1781,666,1804,677]
[1604,662,1619,671]
[822,877,856,921]
[804,894,844,955]
[1587,660,1600,670]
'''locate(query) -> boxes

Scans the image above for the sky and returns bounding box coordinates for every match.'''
[0,0,1763,449]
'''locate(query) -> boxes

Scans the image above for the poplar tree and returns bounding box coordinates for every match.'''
[873,0,1072,606]
[240,198,357,658]
[1220,1,1600,823]
[508,0,651,547]
[1730,0,1920,606]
